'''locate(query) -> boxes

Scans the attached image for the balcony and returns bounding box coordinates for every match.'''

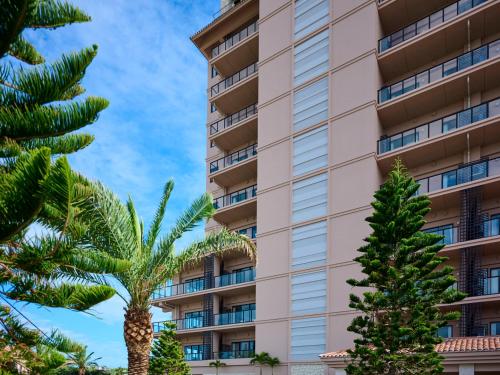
[210,62,258,114]
[151,277,206,301]
[377,0,499,79]
[378,39,500,126]
[211,20,259,77]
[213,0,250,19]
[213,185,257,224]
[236,225,257,240]
[215,268,256,288]
[215,309,256,326]
[215,350,255,360]
[209,144,257,187]
[377,98,500,172]
[424,217,500,246]
[209,104,258,151]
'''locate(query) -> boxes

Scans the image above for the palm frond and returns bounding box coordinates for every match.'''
[126,197,142,252]
[145,180,174,250]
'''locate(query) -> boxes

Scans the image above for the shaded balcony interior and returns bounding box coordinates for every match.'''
[209,143,257,187]
[378,0,500,80]
[209,104,258,151]
[212,184,257,224]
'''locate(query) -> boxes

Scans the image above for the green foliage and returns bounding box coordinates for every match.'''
[149,322,190,375]
[346,160,466,375]
[250,352,280,375]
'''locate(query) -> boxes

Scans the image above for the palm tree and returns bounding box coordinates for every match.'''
[209,359,226,375]
[250,352,271,375]
[267,356,280,375]
[66,346,101,375]
[74,180,256,375]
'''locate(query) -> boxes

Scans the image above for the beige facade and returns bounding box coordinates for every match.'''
[151,0,500,374]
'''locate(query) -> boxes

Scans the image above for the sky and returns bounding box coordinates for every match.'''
[16,0,219,368]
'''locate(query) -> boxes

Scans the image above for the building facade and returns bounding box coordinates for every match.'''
[151,0,500,374]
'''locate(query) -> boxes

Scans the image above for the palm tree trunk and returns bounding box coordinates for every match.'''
[79,368,85,375]
[124,307,153,375]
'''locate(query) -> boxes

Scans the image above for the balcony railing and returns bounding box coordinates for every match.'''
[424,225,459,245]
[378,0,487,53]
[213,0,247,18]
[211,20,258,58]
[215,309,256,326]
[209,104,257,136]
[210,144,257,174]
[416,156,500,195]
[184,352,205,361]
[378,98,500,154]
[237,225,257,239]
[378,39,500,103]
[151,278,205,300]
[214,268,256,288]
[215,350,255,359]
[210,62,258,97]
[423,218,500,245]
[482,276,500,295]
[213,185,257,209]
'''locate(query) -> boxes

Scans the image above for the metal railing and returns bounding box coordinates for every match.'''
[184,352,205,361]
[215,268,256,288]
[481,276,500,295]
[213,0,247,18]
[211,20,258,58]
[379,0,487,53]
[209,104,257,136]
[210,62,258,97]
[378,98,500,154]
[213,185,257,209]
[237,225,257,239]
[215,309,256,326]
[424,217,500,245]
[416,156,500,195]
[424,225,458,245]
[215,350,255,359]
[378,39,500,103]
[151,278,205,300]
[210,144,257,174]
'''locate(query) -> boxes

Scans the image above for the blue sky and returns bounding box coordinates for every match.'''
[17,0,219,368]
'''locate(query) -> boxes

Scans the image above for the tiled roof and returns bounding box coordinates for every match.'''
[320,337,500,359]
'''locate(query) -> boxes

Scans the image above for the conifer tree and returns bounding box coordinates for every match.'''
[346,160,465,375]
[149,322,190,375]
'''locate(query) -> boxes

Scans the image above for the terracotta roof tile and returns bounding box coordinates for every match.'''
[320,337,500,359]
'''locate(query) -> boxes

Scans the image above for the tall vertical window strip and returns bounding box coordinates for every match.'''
[291,271,327,315]
[293,78,328,132]
[290,317,326,360]
[292,221,327,270]
[293,125,328,176]
[294,29,329,86]
[294,0,329,40]
[292,173,328,223]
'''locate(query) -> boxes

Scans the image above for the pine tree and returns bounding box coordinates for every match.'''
[149,322,190,375]
[346,160,466,375]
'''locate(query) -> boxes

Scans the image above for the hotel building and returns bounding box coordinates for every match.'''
[151,0,500,374]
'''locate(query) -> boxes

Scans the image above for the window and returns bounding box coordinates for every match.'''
[292,221,327,270]
[231,340,255,354]
[294,0,329,39]
[292,173,328,223]
[437,325,452,338]
[423,224,455,245]
[211,65,219,78]
[183,277,204,293]
[184,345,204,361]
[293,77,328,131]
[184,311,205,329]
[290,317,326,360]
[291,270,326,315]
[491,322,500,336]
[293,125,328,176]
[294,29,329,85]
[211,103,217,113]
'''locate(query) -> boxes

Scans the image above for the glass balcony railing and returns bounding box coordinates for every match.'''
[215,309,256,326]
[154,317,209,332]
[211,21,258,58]
[378,98,500,154]
[378,39,500,103]
[424,225,458,245]
[215,268,256,288]
[237,225,257,239]
[378,0,487,53]
[215,350,255,359]
[210,144,257,174]
[213,185,257,209]
[184,352,205,361]
[481,276,500,295]
[416,156,500,195]
[151,278,205,300]
[210,62,258,97]
[209,104,257,136]
[424,217,500,246]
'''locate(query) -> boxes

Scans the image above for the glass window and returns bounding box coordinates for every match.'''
[184,311,204,329]
[437,325,452,338]
[293,77,328,131]
[292,173,328,223]
[210,103,217,113]
[184,345,203,361]
[292,221,327,270]
[293,125,328,176]
[294,0,329,39]
[211,66,218,78]
[294,30,329,85]
[291,270,327,315]
[491,322,500,336]
[290,317,326,360]
[442,171,457,189]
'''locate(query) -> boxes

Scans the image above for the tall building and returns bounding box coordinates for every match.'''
[151,0,500,374]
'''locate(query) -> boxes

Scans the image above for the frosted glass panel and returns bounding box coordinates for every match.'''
[295,29,329,85]
[292,173,328,223]
[291,271,327,315]
[290,317,326,360]
[293,78,328,131]
[293,125,328,176]
[295,0,329,39]
[292,221,327,270]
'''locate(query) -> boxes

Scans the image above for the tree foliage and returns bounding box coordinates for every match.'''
[346,160,465,375]
[149,322,189,375]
